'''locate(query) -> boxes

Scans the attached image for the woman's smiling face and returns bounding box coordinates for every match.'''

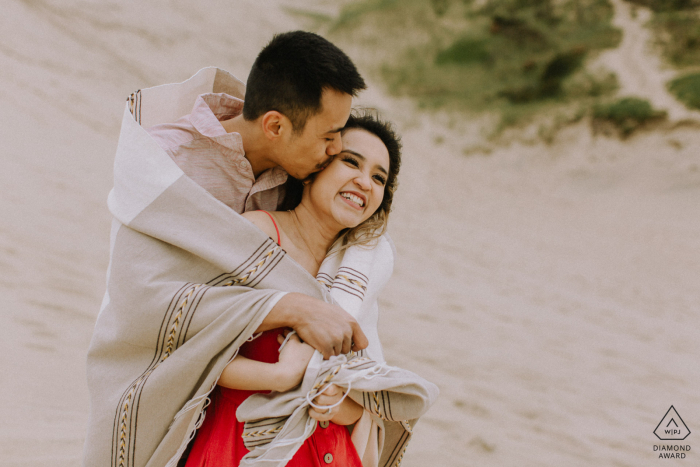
[304,128,390,230]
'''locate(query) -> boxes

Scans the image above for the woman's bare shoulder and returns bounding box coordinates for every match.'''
[242,210,279,242]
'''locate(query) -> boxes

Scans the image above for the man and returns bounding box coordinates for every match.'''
[84,31,371,467]
[147,31,368,358]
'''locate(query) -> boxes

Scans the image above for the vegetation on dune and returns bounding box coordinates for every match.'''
[625,0,700,12]
[324,0,622,132]
[668,73,700,110]
[622,1,700,118]
[292,0,696,138]
[593,97,667,136]
[624,0,700,68]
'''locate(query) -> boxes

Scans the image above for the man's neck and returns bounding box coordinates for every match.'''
[220,115,275,178]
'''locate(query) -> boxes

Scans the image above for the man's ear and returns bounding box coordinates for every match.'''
[260,111,291,141]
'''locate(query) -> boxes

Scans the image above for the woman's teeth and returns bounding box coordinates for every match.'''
[340,192,364,207]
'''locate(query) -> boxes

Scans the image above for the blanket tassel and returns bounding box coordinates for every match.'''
[164,348,240,467]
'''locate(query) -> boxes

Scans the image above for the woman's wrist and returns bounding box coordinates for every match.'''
[272,360,305,392]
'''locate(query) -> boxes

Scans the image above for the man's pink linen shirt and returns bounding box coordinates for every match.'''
[146,93,288,214]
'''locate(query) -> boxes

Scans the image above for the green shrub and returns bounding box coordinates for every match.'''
[668,73,700,110]
[593,97,667,135]
[625,0,700,12]
[625,1,700,67]
[332,0,405,30]
[435,38,491,65]
[650,12,700,67]
[499,47,588,102]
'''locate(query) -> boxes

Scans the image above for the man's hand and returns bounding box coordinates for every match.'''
[259,293,368,359]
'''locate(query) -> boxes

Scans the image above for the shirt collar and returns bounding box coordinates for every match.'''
[189,93,244,139]
[189,92,288,188]
[252,166,288,193]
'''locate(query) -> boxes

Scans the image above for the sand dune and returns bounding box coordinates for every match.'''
[1,1,699,466]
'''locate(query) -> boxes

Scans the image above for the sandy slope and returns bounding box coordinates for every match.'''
[1,1,699,466]
[377,116,700,466]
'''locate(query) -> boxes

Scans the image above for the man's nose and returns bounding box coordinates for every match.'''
[326,135,342,155]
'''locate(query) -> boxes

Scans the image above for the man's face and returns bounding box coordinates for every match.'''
[277,88,353,180]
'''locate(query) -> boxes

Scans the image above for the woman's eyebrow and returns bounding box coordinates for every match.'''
[342,149,388,175]
[343,149,365,160]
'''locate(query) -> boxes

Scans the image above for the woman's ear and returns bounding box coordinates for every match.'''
[260,111,292,141]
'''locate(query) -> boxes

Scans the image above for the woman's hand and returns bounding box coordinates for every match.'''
[309,384,364,426]
[274,329,315,392]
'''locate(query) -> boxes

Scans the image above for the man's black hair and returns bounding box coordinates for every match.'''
[243,31,366,134]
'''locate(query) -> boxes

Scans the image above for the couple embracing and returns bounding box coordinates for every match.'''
[84,31,437,467]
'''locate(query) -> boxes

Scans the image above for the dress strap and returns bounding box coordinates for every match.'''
[258,210,281,246]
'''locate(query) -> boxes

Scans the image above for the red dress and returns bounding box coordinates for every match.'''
[185,329,363,467]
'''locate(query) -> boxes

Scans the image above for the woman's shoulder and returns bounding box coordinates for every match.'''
[242,210,281,244]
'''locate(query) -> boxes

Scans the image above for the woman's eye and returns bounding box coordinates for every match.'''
[373,175,387,185]
[342,157,360,167]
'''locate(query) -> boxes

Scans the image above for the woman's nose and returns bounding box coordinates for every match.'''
[354,172,371,190]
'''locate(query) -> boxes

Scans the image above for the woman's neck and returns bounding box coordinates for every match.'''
[289,203,341,270]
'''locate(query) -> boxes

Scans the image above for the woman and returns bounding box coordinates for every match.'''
[184,111,401,467]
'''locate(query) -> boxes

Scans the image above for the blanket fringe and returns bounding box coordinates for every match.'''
[165,347,240,467]
[164,401,208,467]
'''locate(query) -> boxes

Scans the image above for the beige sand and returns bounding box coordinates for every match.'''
[1,1,698,466]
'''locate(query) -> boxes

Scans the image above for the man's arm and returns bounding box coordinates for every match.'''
[258,293,369,359]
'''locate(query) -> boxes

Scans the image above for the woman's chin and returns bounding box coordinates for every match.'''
[339,219,363,230]
[331,211,364,230]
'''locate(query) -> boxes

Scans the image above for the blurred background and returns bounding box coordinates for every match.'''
[1,0,699,465]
